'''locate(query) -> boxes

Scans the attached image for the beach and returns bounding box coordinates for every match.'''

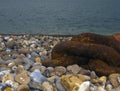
[0,34,119,91]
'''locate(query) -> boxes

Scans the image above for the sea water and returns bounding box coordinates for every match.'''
[0,0,120,35]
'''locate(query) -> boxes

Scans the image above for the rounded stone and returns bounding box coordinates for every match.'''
[106,84,113,91]
[8,62,15,68]
[15,65,25,74]
[61,74,83,91]
[55,66,66,76]
[42,81,54,91]
[5,80,19,90]
[2,73,14,83]
[109,73,120,88]
[15,71,30,84]
[99,76,107,84]
[67,64,81,74]
[17,85,30,91]
[4,86,13,91]
[35,57,41,63]
[30,69,47,84]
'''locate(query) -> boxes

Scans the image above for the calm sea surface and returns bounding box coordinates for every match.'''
[0,0,120,35]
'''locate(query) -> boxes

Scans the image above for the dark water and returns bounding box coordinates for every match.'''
[0,0,120,35]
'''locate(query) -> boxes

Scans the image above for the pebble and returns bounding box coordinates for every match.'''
[77,81,90,91]
[2,73,14,83]
[55,77,66,91]
[4,86,13,91]
[67,64,81,74]
[30,69,47,83]
[42,81,54,91]
[5,80,19,90]
[17,85,30,91]
[15,71,30,84]
[109,74,120,88]
[0,35,119,91]
[55,66,66,76]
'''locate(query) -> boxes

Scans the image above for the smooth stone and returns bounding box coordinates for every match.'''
[47,76,59,83]
[90,84,98,91]
[79,68,91,76]
[99,76,107,84]
[31,52,39,58]
[2,73,14,83]
[0,70,10,76]
[45,67,55,77]
[8,62,15,68]
[77,81,90,91]
[17,85,30,91]
[41,50,47,56]
[55,66,66,76]
[13,56,24,65]
[30,65,46,73]
[4,86,13,91]
[30,66,41,72]
[28,81,43,90]
[15,65,25,74]
[39,66,46,74]
[0,83,6,91]
[78,74,90,81]
[90,71,98,79]
[30,69,47,84]
[61,74,83,91]
[23,57,34,65]
[106,84,113,91]
[95,86,106,91]
[42,81,55,91]
[5,80,19,90]
[109,74,120,88]
[35,57,41,63]
[55,77,66,91]
[15,71,30,84]
[67,64,80,74]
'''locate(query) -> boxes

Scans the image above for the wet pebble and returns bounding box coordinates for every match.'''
[30,69,47,84]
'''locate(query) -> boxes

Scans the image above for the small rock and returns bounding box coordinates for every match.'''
[78,74,90,82]
[109,74,120,88]
[55,77,66,91]
[5,80,19,90]
[99,76,107,84]
[30,69,47,83]
[90,71,98,79]
[95,86,106,91]
[2,73,14,83]
[15,65,25,74]
[4,86,13,91]
[8,62,15,68]
[17,85,30,91]
[0,70,10,76]
[35,57,41,63]
[77,81,90,91]
[55,66,66,76]
[67,64,80,74]
[45,67,55,77]
[61,74,83,91]
[15,71,30,84]
[106,84,113,91]
[42,81,54,91]
[28,81,43,90]
[47,76,59,83]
